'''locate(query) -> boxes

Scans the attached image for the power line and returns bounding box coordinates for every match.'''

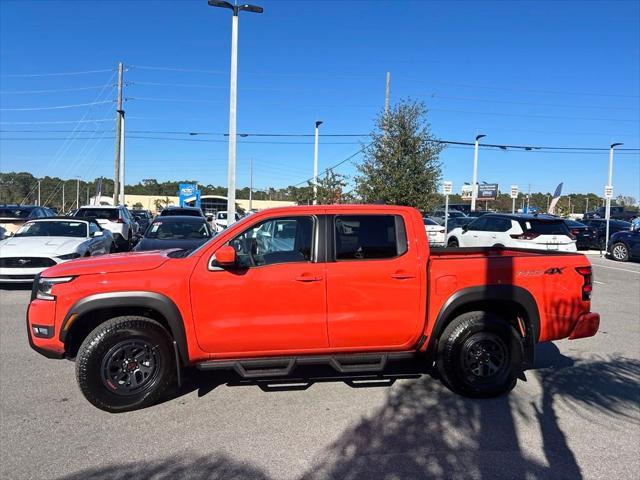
[0,100,113,111]
[0,68,115,78]
[0,85,117,95]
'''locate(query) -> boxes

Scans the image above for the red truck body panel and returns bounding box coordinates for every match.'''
[28,205,598,365]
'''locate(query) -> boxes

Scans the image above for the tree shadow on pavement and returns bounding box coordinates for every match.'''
[56,452,270,480]
[301,343,640,480]
[56,344,640,480]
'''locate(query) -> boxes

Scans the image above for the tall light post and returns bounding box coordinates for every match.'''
[604,142,623,252]
[117,109,126,206]
[313,120,323,205]
[471,134,486,211]
[208,0,263,225]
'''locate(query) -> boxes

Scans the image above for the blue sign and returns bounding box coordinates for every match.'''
[178,183,201,208]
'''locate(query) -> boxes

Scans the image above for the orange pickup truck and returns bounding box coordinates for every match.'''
[27,205,599,412]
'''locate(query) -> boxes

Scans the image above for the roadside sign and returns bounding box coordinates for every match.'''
[604,185,613,199]
[443,181,453,195]
[510,185,519,199]
[478,183,499,200]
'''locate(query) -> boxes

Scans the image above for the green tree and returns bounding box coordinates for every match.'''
[295,169,349,205]
[355,100,443,211]
[132,202,144,210]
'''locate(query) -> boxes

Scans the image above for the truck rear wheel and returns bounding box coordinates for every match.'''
[436,311,522,398]
[75,316,176,413]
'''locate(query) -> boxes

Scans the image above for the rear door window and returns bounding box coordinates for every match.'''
[334,215,406,260]
[467,217,488,231]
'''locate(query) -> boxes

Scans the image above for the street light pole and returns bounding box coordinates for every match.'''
[605,142,623,253]
[313,120,323,205]
[208,0,263,226]
[471,134,486,212]
[118,109,126,206]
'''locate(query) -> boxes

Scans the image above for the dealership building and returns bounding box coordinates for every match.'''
[91,194,295,214]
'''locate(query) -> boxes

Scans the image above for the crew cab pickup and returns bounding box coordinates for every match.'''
[27,205,599,412]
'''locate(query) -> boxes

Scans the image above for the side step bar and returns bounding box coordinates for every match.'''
[196,352,417,379]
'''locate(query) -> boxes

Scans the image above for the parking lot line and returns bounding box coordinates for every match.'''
[591,264,640,274]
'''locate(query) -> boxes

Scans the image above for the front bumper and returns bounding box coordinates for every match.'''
[0,266,46,283]
[26,295,65,359]
[568,312,600,340]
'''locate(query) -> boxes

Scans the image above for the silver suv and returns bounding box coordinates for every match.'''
[74,205,139,250]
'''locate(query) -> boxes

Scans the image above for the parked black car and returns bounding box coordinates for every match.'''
[159,206,205,218]
[583,206,636,221]
[130,209,152,232]
[563,219,596,250]
[133,215,213,252]
[580,219,631,250]
[607,229,640,262]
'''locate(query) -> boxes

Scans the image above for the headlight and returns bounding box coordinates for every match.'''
[57,252,82,260]
[36,276,75,301]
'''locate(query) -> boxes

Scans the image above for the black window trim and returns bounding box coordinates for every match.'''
[330,213,409,263]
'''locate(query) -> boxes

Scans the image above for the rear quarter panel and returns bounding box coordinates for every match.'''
[427,250,592,343]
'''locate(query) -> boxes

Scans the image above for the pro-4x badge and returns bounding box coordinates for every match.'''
[544,267,565,275]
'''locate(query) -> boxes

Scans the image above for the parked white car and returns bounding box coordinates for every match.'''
[0,218,114,283]
[423,217,446,247]
[446,214,577,252]
[74,205,138,250]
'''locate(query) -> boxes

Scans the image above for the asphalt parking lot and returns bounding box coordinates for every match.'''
[1,255,639,480]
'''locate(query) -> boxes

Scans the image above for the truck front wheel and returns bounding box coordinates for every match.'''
[75,316,176,413]
[436,311,522,398]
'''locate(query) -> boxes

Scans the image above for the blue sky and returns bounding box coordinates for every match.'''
[1,0,639,198]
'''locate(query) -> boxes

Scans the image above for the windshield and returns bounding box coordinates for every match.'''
[423,218,438,226]
[76,208,119,221]
[14,221,87,238]
[0,208,32,218]
[145,220,210,240]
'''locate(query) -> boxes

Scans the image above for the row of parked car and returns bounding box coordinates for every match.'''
[423,209,639,262]
[0,204,221,283]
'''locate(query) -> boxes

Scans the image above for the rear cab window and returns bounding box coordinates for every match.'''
[334,215,407,260]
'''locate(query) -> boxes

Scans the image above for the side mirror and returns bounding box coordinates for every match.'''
[214,245,236,266]
[462,225,469,233]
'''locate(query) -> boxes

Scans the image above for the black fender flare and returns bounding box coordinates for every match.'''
[59,291,188,364]
[428,285,540,368]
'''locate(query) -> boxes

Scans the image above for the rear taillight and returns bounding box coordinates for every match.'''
[510,232,540,240]
[575,266,593,301]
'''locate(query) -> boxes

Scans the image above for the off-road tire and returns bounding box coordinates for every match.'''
[76,316,176,413]
[436,311,522,398]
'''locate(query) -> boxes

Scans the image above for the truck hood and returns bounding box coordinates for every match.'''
[41,250,172,277]
[0,236,85,256]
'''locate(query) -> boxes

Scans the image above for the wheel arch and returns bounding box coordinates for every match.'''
[428,285,540,368]
[60,292,188,363]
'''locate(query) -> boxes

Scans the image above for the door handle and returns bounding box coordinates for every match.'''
[295,274,323,282]
[391,272,415,280]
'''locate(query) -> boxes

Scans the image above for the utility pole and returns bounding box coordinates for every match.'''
[605,142,623,252]
[86,186,89,205]
[113,62,124,205]
[313,120,322,204]
[76,177,80,209]
[384,72,391,117]
[471,134,486,212]
[118,110,126,206]
[62,182,65,213]
[248,157,253,212]
[526,184,531,213]
[585,197,589,213]
[37,180,41,206]
[208,1,263,225]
